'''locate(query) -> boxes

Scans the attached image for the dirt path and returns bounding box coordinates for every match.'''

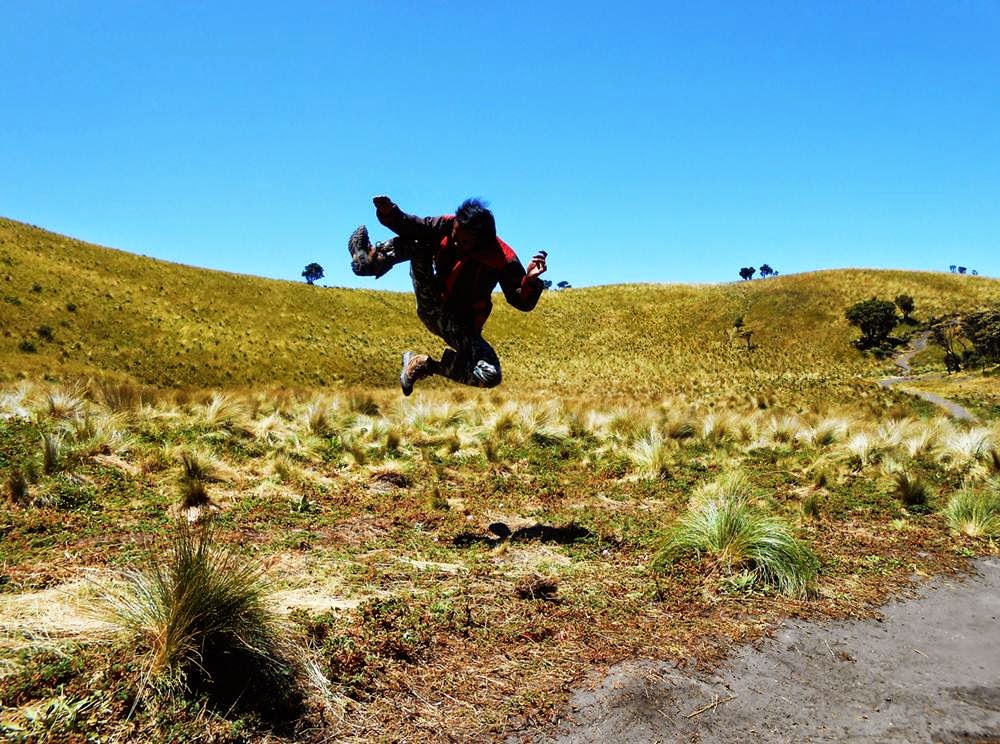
[542,558,1000,744]
[878,332,978,422]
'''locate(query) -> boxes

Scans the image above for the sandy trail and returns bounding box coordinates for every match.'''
[878,331,978,422]
[544,558,1000,743]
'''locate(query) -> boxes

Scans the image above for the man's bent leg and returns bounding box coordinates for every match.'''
[350,227,424,279]
[396,250,446,395]
[438,334,502,389]
[405,255,502,390]
[409,251,448,338]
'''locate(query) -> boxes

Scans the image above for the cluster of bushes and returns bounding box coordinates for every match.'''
[929,305,1000,372]
[844,296,912,354]
[738,264,778,280]
[846,292,999,371]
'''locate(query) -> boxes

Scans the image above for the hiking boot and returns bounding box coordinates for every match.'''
[348,225,396,279]
[400,351,433,396]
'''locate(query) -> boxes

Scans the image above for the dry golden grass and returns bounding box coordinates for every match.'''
[1,377,998,740]
[3,217,999,408]
[2,215,1000,741]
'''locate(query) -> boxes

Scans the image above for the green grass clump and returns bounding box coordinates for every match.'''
[944,488,1000,538]
[800,491,823,521]
[653,482,819,598]
[5,467,31,506]
[101,524,298,701]
[891,470,932,512]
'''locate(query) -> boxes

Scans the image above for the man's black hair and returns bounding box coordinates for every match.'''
[455,198,496,242]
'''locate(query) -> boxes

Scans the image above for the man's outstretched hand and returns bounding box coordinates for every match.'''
[526,250,548,282]
[373,195,395,219]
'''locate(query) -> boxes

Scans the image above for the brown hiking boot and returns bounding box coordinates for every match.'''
[348,225,396,279]
[400,352,433,396]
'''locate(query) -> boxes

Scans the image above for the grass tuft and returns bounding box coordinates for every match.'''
[690,471,754,506]
[100,523,302,706]
[304,399,336,437]
[6,467,31,506]
[176,448,225,509]
[800,491,823,521]
[628,428,672,479]
[46,388,85,420]
[653,482,819,598]
[426,484,449,511]
[891,470,931,511]
[42,433,67,475]
[944,488,1000,538]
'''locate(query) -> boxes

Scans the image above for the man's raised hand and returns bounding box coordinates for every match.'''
[526,250,548,281]
[372,195,395,218]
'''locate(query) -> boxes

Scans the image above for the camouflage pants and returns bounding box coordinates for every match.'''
[388,237,502,388]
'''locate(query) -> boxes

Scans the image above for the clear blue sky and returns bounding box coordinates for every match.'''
[2,1,998,290]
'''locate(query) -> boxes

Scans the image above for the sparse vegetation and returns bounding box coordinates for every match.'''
[0,217,997,741]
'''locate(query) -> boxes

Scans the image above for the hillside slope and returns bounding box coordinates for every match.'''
[2,217,997,403]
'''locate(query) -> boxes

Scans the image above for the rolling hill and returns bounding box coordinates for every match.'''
[2,217,997,404]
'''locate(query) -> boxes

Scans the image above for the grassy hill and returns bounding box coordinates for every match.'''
[2,216,1000,741]
[2,216,997,404]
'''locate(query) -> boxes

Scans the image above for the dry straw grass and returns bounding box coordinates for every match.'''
[98,523,312,714]
[4,217,999,404]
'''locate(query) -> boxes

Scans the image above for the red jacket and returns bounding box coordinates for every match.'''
[377,205,543,332]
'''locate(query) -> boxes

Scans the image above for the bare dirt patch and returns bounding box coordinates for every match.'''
[543,558,1000,744]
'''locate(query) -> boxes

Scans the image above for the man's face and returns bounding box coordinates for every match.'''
[451,221,478,252]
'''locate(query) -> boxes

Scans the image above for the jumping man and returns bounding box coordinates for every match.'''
[348,196,548,395]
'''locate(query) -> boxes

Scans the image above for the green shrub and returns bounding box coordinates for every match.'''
[944,489,1000,538]
[845,297,899,349]
[653,486,819,598]
[100,524,300,705]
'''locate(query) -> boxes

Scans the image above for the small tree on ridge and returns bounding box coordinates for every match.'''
[302,263,324,285]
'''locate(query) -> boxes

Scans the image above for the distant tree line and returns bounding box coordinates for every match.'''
[738,264,778,281]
